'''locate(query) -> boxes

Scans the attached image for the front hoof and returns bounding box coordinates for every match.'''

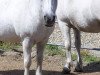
[62,67,71,74]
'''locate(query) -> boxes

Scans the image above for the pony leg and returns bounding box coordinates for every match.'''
[22,37,32,75]
[36,42,46,75]
[58,20,71,74]
[73,28,83,72]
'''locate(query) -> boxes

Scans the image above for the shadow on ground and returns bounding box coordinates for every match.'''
[82,61,100,73]
[0,61,100,75]
[0,70,77,75]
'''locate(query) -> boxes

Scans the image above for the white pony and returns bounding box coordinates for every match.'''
[0,0,57,75]
[56,0,100,74]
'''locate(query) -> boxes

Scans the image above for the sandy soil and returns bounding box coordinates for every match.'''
[0,50,100,75]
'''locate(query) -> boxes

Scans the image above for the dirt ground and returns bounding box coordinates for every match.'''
[0,50,100,75]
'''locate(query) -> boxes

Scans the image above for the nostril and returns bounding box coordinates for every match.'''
[44,15,56,24]
[44,15,55,27]
[44,15,51,22]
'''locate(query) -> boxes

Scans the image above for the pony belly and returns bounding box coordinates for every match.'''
[75,20,100,33]
[0,36,20,43]
[0,33,20,43]
[77,26,100,33]
[0,24,20,43]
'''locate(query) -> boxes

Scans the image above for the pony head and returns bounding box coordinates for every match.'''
[43,0,57,27]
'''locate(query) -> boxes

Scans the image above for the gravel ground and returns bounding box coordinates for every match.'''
[0,51,100,75]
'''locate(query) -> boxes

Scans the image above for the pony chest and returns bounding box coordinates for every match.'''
[33,26,54,43]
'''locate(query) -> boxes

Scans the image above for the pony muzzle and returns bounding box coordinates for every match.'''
[44,15,55,27]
